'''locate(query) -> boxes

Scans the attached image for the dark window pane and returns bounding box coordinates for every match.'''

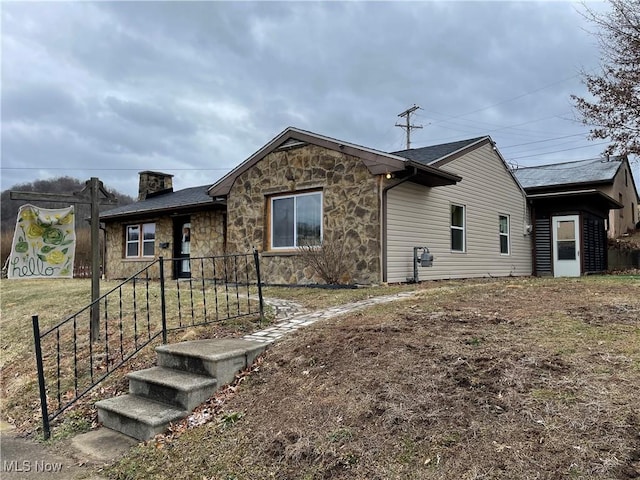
[273,197,294,247]
[557,241,576,260]
[451,205,464,227]
[452,229,464,251]
[142,241,154,256]
[127,243,138,257]
[127,226,139,242]
[142,223,155,240]
[500,235,509,254]
[499,216,508,234]
[296,194,321,245]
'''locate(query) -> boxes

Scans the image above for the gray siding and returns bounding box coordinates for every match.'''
[386,143,532,282]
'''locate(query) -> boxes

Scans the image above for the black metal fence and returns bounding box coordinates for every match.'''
[33,251,263,439]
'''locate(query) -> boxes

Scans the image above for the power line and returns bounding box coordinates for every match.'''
[506,141,610,161]
[429,71,590,126]
[501,133,589,149]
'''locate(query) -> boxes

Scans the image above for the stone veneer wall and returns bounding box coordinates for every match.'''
[104,211,225,280]
[226,144,382,285]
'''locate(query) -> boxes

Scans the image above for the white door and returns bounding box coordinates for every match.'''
[552,215,581,277]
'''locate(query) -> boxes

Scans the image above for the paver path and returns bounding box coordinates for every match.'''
[244,291,419,344]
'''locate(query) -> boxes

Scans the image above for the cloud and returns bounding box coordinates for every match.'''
[1,1,637,197]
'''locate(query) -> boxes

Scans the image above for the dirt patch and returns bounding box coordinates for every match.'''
[106,276,640,480]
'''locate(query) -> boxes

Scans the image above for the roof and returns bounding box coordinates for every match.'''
[527,189,623,210]
[391,136,488,166]
[513,157,622,190]
[207,127,462,197]
[100,184,218,221]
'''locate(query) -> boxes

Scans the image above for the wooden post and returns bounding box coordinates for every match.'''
[10,178,117,341]
[90,178,101,341]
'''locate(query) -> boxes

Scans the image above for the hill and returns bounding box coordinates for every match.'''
[0,176,134,232]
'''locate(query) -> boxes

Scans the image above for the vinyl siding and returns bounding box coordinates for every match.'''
[386,143,532,282]
[600,159,639,238]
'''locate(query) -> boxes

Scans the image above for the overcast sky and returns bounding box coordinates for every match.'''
[2,1,638,198]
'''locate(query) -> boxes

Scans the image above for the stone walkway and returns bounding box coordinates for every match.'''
[243,291,418,344]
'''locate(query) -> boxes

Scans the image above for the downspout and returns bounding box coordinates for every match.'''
[380,167,418,283]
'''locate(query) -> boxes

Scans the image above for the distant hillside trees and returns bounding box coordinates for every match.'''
[1,176,134,231]
[1,177,134,270]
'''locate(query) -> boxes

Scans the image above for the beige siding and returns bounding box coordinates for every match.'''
[386,143,532,282]
[600,159,639,238]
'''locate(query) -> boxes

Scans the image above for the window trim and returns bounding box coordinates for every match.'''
[125,223,156,258]
[450,203,466,253]
[269,190,323,251]
[499,214,510,255]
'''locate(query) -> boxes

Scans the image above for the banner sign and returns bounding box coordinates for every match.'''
[8,204,76,279]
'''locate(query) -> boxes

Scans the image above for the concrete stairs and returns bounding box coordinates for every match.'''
[95,338,266,441]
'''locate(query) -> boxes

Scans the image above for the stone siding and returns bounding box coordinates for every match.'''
[226,144,382,285]
[104,211,225,280]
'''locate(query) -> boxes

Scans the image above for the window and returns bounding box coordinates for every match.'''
[620,193,624,219]
[499,215,510,255]
[271,191,322,249]
[126,223,155,258]
[450,204,465,252]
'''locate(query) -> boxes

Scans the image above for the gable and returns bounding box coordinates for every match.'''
[208,127,460,197]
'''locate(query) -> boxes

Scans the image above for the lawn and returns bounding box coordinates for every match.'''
[1,275,639,479]
[104,275,639,480]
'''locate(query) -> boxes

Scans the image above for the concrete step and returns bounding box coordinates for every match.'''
[156,338,267,386]
[127,367,218,411]
[96,394,187,441]
[128,366,218,411]
[96,339,268,441]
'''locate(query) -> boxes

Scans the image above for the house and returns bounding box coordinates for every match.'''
[513,157,638,276]
[515,156,639,238]
[101,128,533,283]
[101,171,225,280]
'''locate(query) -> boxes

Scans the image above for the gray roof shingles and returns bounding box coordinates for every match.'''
[100,185,215,220]
[513,158,621,190]
[391,137,486,165]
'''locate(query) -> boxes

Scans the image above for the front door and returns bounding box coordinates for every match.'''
[552,215,581,277]
[173,218,191,278]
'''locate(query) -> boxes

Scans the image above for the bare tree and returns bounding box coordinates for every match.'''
[571,0,640,156]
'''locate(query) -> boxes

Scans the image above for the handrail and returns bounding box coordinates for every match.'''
[32,251,263,439]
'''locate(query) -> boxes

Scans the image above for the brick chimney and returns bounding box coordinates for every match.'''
[138,171,174,200]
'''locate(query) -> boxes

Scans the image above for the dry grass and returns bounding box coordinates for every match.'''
[105,275,640,480]
[0,276,264,436]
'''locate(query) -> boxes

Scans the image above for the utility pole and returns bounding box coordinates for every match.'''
[10,178,118,341]
[395,104,423,150]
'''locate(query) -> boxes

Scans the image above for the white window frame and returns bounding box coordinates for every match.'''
[125,223,156,258]
[499,214,510,255]
[270,191,323,250]
[450,204,466,253]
